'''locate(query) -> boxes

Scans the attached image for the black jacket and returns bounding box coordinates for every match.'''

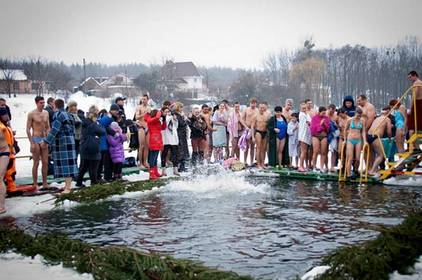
[45,105,55,125]
[80,118,105,160]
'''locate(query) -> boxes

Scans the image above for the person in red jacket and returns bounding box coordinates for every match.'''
[144,109,165,180]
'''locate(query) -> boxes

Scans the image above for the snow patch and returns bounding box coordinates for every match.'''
[383,176,422,187]
[301,266,330,280]
[0,251,93,280]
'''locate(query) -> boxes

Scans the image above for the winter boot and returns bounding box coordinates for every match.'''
[178,160,187,172]
[191,152,198,167]
[149,168,158,180]
[198,151,204,165]
[153,166,162,177]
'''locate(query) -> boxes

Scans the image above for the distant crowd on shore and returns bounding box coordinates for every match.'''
[0,70,421,214]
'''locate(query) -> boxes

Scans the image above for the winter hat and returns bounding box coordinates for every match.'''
[110,104,120,112]
[0,107,7,116]
[110,122,121,133]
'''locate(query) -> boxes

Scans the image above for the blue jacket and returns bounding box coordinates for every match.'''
[98,115,114,151]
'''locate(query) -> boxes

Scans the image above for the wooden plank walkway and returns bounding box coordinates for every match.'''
[15,166,142,186]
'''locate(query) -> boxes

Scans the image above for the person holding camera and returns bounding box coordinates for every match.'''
[160,106,179,176]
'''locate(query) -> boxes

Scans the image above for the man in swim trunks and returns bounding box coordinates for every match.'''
[282,99,294,122]
[26,96,50,189]
[0,110,11,214]
[407,71,422,139]
[252,103,271,168]
[201,104,213,162]
[241,98,258,166]
[357,94,376,131]
[367,107,392,175]
[135,94,151,169]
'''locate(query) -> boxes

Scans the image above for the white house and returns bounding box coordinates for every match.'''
[160,61,204,97]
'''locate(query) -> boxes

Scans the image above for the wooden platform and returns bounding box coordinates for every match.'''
[15,165,382,188]
[268,167,381,184]
[15,166,142,186]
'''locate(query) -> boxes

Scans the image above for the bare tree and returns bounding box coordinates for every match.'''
[0,59,15,98]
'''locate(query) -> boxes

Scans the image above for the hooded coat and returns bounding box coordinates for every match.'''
[107,133,127,163]
[145,111,165,151]
[341,95,356,117]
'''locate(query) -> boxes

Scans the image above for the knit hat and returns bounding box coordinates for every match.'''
[110,122,121,133]
[110,104,120,112]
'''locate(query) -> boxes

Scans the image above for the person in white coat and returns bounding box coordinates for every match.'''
[298,102,312,172]
[161,107,179,176]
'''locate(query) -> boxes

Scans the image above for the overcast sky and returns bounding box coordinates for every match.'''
[1,0,421,69]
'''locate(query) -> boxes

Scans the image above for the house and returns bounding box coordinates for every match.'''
[77,74,141,98]
[80,77,102,92]
[0,69,32,94]
[160,61,204,98]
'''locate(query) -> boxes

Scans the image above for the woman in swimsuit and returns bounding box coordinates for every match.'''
[310,106,330,172]
[345,107,367,178]
[389,99,407,153]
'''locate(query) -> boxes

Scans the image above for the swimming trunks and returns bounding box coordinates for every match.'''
[32,137,44,144]
[255,130,267,139]
[347,139,362,146]
[0,152,10,157]
[313,132,327,141]
[367,134,378,144]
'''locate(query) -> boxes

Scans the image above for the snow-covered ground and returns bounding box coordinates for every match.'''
[0,252,93,280]
[301,256,422,280]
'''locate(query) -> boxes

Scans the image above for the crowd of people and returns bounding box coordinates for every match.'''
[0,71,420,214]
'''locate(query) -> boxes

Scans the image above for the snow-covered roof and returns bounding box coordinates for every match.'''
[0,69,27,81]
[100,74,133,87]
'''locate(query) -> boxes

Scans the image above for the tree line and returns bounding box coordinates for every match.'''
[258,36,422,108]
[1,36,421,108]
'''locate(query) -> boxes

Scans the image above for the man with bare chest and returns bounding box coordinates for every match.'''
[241,98,258,166]
[26,96,50,189]
[135,94,151,169]
[357,94,376,131]
[367,107,392,174]
[282,99,294,122]
[407,71,422,137]
[201,104,213,162]
[252,103,271,168]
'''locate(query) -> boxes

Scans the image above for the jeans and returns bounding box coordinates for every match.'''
[148,150,159,168]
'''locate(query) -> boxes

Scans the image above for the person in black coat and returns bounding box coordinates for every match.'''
[115,97,127,133]
[76,105,105,187]
[45,97,55,125]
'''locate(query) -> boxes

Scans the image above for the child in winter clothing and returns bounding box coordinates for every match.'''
[107,122,127,179]
[145,109,165,180]
[287,113,299,167]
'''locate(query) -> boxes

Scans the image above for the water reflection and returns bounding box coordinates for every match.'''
[7,176,422,279]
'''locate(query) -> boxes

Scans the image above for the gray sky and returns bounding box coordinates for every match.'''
[1,0,421,69]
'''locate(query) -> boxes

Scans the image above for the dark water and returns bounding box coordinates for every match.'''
[6,171,422,279]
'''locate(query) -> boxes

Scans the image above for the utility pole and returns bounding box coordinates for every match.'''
[83,58,86,93]
[125,67,128,96]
